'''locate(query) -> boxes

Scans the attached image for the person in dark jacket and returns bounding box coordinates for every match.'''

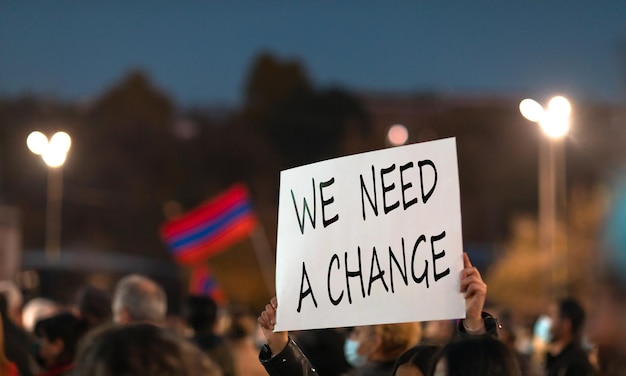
[545,298,594,376]
[33,311,87,376]
[291,328,353,376]
[257,252,493,376]
[0,290,36,376]
[184,295,236,376]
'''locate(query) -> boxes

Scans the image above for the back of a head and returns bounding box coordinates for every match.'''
[558,298,585,340]
[22,297,60,333]
[75,285,112,328]
[433,336,521,376]
[73,323,222,376]
[112,274,167,324]
[393,344,440,375]
[184,295,218,333]
[373,322,422,360]
[34,311,88,365]
[226,305,257,341]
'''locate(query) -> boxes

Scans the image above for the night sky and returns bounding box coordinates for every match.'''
[1,1,624,107]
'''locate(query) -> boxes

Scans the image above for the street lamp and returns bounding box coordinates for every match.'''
[519,96,571,298]
[26,131,72,261]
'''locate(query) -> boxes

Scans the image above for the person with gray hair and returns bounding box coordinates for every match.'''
[111,274,167,324]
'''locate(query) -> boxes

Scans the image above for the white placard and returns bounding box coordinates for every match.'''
[275,137,465,331]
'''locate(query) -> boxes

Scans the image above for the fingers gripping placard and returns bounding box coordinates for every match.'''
[275,138,465,331]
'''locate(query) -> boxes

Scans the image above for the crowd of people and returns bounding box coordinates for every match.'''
[1,182,626,375]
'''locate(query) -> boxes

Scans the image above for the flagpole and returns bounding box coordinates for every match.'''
[250,223,276,296]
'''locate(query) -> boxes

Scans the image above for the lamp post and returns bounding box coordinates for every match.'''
[26,131,72,261]
[519,96,571,298]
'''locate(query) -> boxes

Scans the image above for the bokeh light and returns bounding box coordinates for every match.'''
[519,96,571,139]
[26,131,49,155]
[519,99,544,123]
[50,131,72,153]
[387,124,409,146]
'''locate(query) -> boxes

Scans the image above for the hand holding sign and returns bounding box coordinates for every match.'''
[275,138,465,331]
[258,297,289,356]
[460,252,487,331]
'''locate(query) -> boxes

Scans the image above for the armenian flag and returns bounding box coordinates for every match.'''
[188,265,226,304]
[160,184,257,264]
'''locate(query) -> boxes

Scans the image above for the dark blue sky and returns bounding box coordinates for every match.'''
[1,2,624,107]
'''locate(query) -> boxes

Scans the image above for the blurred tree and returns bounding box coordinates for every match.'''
[486,184,607,316]
[70,69,181,257]
[242,51,311,127]
[263,87,370,167]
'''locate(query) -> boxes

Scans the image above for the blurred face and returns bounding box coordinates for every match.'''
[395,364,423,376]
[350,326,377,359]
[37,336,63,368]
[548,303,564,342]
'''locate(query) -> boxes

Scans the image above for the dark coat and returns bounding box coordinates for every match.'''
[193,333,236,376]
[259,312,500,376]
[545,342,595,376]
[259,338,319,376]
[2,316,36,376]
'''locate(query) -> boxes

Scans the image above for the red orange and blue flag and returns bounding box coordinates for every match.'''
[160,184,257,264]
[188,265,226,304]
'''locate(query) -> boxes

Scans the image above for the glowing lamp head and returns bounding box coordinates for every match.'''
[27,131,72,167]
[50,132,72,154]
[27,131,49,155]
[520,96,571,139]
[519,99,544,123]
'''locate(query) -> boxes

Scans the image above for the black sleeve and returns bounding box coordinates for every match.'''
[457,311,499,338]
[259,338,320,376]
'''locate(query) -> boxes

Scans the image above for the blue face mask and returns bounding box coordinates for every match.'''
[343,338,365,367]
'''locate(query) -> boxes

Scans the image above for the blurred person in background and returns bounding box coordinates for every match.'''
[73,285,111,331]
[291,327,353,376]
[225,305,267,376]
[587,178,626,375]
[184,295,235,376]
[497,309,531,376]
[544,298,594,376]
[0,281,23,328]
[257,252,491,376]
[341,322,421,375]
[33,312,87,376]
[1,311,19,376]
[0,285,37,376]
[391,343,440,376]
[421,320,456,345]
[72,322,222,376]
[22,298,60,334]
[111,274,167,325]
[429,335,521,376]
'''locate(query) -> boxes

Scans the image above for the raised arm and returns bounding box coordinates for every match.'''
[458,252,499,336]
[257,297,319,376]
[257,297,289,356]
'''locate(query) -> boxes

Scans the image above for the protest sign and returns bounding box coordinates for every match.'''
[274,137,465,331]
